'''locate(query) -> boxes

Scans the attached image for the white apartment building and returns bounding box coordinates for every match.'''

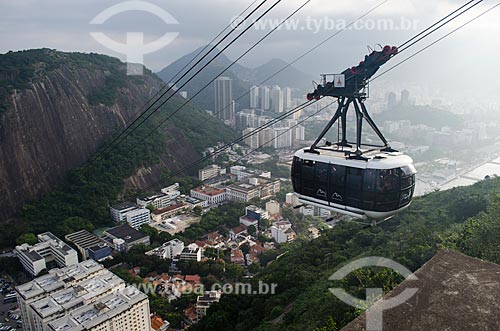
[146,239,185,260]
[125,207,151,229]
[179,244,202,262]
[196,291,222,322]
[47,286,150,331]
[259,85,270,110]
[136,193,173,210]
[198,164,225,181]
[229,165,271,181]
[250,85,259,109]
[190,186,227,206]
[271,85,284,113]
[109,202,137,223]
[243,128,260,149]
[15,232,78,276]
[161,183,181,200]
[15,260,148,331]
[273,127,293,149]
[271,221,297,244]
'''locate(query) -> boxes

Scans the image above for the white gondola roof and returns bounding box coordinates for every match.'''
[294,147,414,170]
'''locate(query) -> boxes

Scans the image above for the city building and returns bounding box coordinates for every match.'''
[273,126,293,149]
[182,196,207,210]
[179,244,203,262]
[146,239,185,260]
[243,127,260,149]
[214,77,234,123]
[196,291,222,322]
[198,164,225,181]
[271,85,284,113]
[250,85,259,109]
[109,202,137,223]
[229,165,271,181]
[126,207,151,229]
[151,314,170,331]
[161,183,181,200]
[401,89,410,107]
[103,224,150,252]
[87,243,112,262]
[266,200,281,215]
[65,230,110,260]
[190,186,227,206]
[225,182,261,202]
[202,173,236,188]
[387,91,397,109]
[293,124,306,142]
[136,193,172,210]
[285,192,299,206]
[258,127,274,148]
[226,177,280,203]
[15,232,79,276]
[16,260,150,331]
[109,202,151,229]
[271,221,297,243]
[283,87,293,109]
[151,203,189,222]
[47,286,150,331]
[259,85,270,110]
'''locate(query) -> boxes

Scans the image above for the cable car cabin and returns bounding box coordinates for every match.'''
[292,148,416,220]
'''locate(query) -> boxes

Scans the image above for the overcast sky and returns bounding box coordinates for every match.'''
[1,0,499,100]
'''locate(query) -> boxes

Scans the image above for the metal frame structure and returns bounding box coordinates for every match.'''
[307,80,394,158]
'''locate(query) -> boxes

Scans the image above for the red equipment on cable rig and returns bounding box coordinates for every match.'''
[292,46,416,220]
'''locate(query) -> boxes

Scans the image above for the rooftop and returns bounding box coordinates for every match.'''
[110,201,136,211]
[104,224,148,244]
[153,202,187,215]
[65,230,104,251]
[342,250,500,331]
[16,260,104,300]
[192,186,226,196]
[48,286,148,330]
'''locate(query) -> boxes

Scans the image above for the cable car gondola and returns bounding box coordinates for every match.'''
[292,148,416,219]
[292,46,416,220]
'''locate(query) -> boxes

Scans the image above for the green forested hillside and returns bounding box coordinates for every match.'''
[192,178,500,331]
[0,49,236,248]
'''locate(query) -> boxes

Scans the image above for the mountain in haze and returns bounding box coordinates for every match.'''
[0,49,234,222]
[157,46,315,111]
[252,58,315,91]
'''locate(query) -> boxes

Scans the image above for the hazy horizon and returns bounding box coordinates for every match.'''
[1,0,499,100]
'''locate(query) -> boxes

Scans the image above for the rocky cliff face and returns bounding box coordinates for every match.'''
[0,50,203,221]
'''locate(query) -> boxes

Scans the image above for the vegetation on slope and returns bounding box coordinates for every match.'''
[0,50,236,248]
[191,177,500,331]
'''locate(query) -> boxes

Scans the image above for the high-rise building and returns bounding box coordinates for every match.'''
[16,260,151,331]
[250,85,259,109]
[259,86,270,110]
[293,125,306,142]
[214,77,234,123]
[258,128,274,148]
[283,87,293,109]
[401,89,410,107]
[273,127,293,149]
[243,128,260,149]
[387,92,397,109]
[271,85,284,113]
